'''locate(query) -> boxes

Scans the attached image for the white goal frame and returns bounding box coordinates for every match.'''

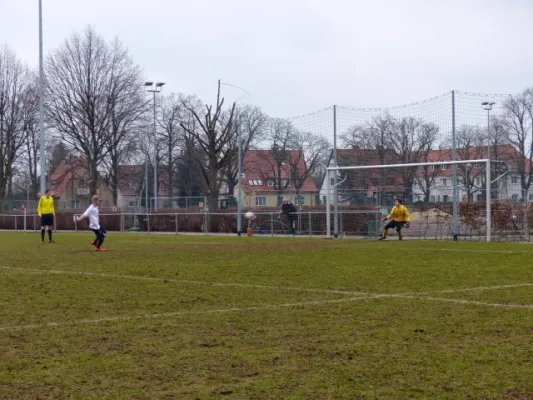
[325,159,491,241]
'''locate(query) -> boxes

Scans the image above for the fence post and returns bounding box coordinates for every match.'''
[270,212,274,237]
[175,214,178,234]
[308,212,312,237]
[24,209,27,232]
[15,215,18,231]
[147,213,150,234]
[204,211,208,235]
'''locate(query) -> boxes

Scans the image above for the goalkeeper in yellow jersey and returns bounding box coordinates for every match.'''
[379,199,411,241]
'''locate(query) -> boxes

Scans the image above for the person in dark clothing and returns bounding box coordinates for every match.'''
[281,198,297,235]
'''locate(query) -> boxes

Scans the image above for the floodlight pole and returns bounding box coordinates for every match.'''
[145,81,165,210]
[482,101,495,201]
[237,128,243,236]
[38,0,46,194]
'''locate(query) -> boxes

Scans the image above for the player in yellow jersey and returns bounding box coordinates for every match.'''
[379,199,411,241]
[37,189,55,243]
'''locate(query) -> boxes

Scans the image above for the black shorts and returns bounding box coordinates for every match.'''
[385,220,406,230]
[41,214,54,227]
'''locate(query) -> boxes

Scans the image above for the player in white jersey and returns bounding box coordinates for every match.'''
[76,195,106,251]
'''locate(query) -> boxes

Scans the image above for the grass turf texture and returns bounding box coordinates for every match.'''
[0,233,532,399]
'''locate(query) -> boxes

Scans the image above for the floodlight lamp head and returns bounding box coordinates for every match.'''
[144,82,154,87]
[156,82,165,88]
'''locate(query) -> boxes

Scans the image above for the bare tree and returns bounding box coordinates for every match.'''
[223,105,268,197]
[180,81,238,214]
[388,118,440,201]
[499,92,533,202]
[286,130,330,206]
[102,40,147,205]
[157,93,184,198]
[257,118,296,202]
[0,45,28,208]
[455,125,486,202]
[177,95,205,203]
[46,27,143,196]
[19,77,40,198]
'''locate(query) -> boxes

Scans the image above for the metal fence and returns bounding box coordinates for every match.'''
[1,204,531,241]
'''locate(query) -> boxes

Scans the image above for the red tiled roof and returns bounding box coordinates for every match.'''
[243,150,317,193]
[118,165,170,197]
[49,157,86,196]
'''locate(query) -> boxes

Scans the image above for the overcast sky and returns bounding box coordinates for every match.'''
[2,0,533,117]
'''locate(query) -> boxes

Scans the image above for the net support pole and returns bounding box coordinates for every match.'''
[333,105,339,239]
[451,90,459,240]
[486,159,491,242]
[326,169,331,239]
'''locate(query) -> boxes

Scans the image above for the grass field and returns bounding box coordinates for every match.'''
[1,232,533,399]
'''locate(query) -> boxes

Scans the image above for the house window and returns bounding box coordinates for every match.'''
[511,176,518,184]
[268,180,274,187]
[430,165,435,171]
[248,180,254,186]
[78,181,86,188]
[529,194,533,201]
[129,200,137,207]
[295,195,305,205]
[475,177,481,186]
[440,164,448,171]
[277,196,284,206]
[71,200,80,209]
[443,195,449,203]
[442,179,448,186]
[417,166,424,171]
[255,196,267,206]
[473,163,481,169]
[430,195,436,202]
[512,194,519,202]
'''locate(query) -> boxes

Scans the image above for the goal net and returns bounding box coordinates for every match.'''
[324,159,529,242]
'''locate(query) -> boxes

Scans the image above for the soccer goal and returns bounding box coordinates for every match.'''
[325,159,495,241]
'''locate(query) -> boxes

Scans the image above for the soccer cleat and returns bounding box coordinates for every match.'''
[399,236,403,240]
[49,240,55,244]
[378,236,386,241]
[90,240,97,246]
[95,248,106,252]
[41,240,44,244]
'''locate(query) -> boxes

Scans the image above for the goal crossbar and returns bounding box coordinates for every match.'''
[325,159,491,242]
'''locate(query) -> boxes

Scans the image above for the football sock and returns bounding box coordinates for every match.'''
[48,230,52,241]
[41,229,45,241]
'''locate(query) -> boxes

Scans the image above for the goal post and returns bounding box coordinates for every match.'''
[326,159,491,242]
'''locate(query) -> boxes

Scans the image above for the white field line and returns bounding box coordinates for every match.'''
[2,266,532,298]
[425,248,527,254]
[0,294,391,331]
[417,283,533,295]
[0,266,369,296]
[398,295,533,310]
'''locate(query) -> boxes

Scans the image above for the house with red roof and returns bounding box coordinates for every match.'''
[49,159,171,210]
[240,150,318,208]
[48,157,113,210]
